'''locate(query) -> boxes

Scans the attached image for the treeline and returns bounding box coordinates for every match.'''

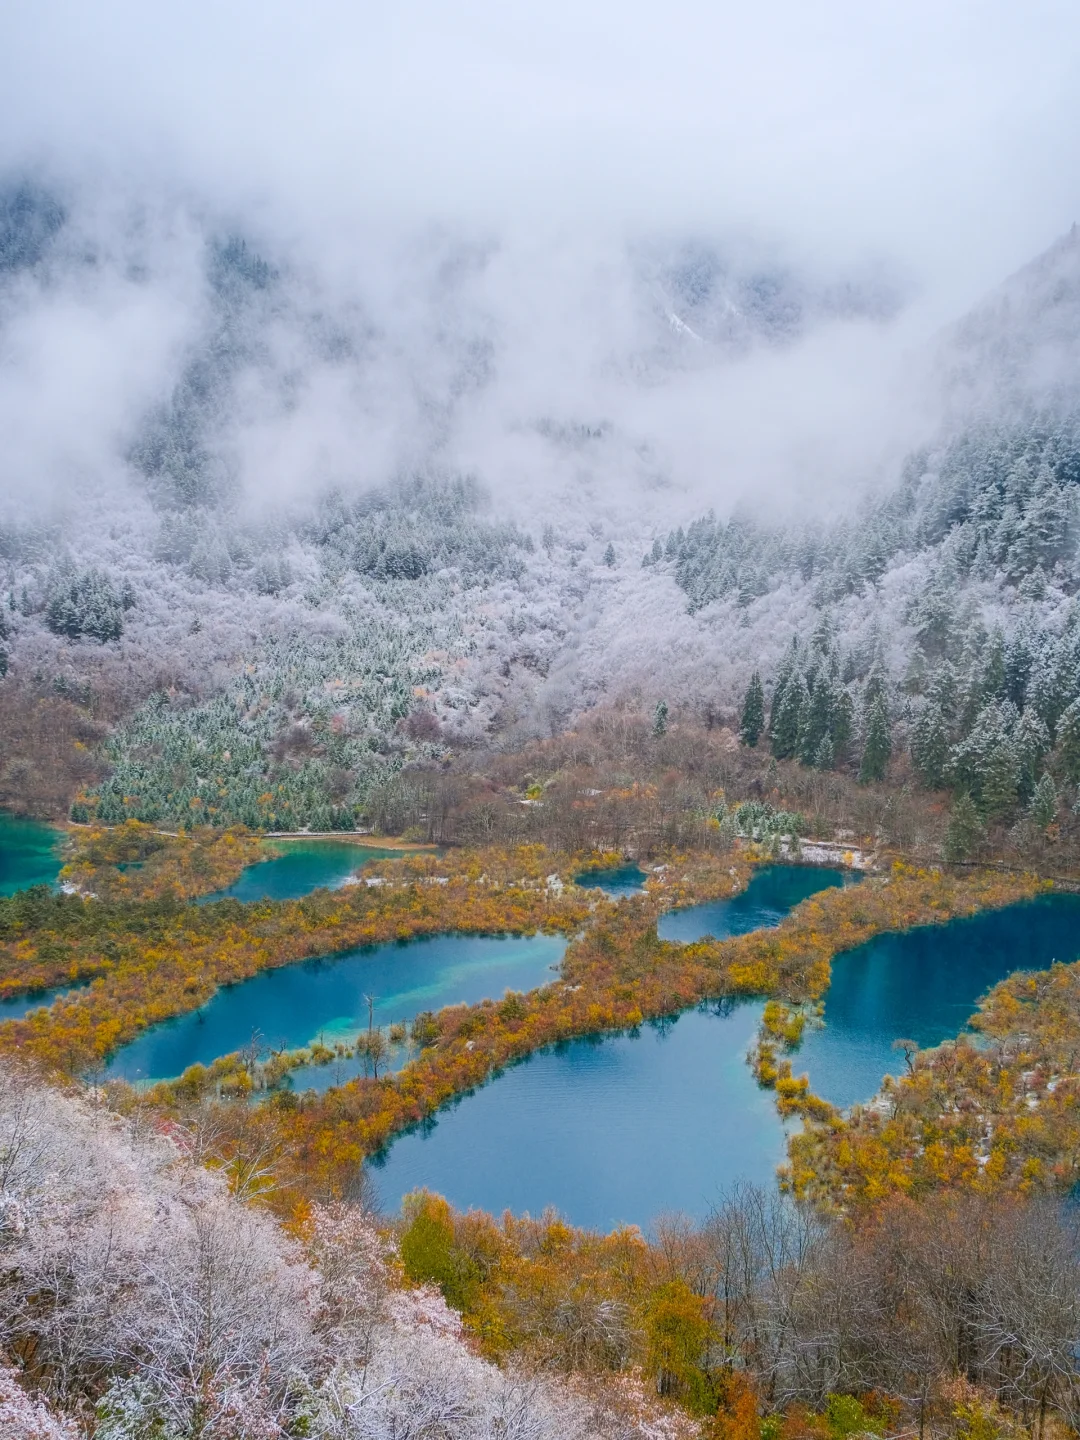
[735,612,1080,862]
[79,616,444,830]
[660,412,1080,613]
[398,1184,1080,1440]
[662,408,1080,860]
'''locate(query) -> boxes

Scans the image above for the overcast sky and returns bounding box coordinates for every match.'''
[2,0,1079,520]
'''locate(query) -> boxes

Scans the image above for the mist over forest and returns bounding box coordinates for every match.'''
[3,162,1080,835]
[5,5,1080,1438]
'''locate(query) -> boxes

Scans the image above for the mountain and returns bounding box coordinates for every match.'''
[1,175,1078,831]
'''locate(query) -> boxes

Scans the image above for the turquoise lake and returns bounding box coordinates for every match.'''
[798,891,1080,1107]
[575,864,648,896]
[657,862,853,943]
[105,932,567,1085]
[202,839,412,902]
[371,887,1080,1230]
[0,979,91,1022]
[371,1002,781,1232]
[0,816,63,896]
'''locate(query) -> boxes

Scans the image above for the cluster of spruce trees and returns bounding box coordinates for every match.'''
[739,627,891,784]
[738,608,1080,855]
[82,617,443,830]
[43,568,134,644]
[309,475,533,586]
[658,412,1080,614]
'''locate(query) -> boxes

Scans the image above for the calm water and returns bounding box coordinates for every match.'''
[371,1002,783,1231]
[796,891,1080,1107]
[574,865,648,896]
[0,979,90,1021]
[202,839,411,902]
[658,863,852,943]
[372,890,1080,1229]
[105,932,567,1084]
[0,816,63,896]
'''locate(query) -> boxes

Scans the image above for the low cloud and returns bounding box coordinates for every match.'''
[1,0,1078,526]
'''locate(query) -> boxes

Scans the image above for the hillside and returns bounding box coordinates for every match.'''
[1,179,1080,841]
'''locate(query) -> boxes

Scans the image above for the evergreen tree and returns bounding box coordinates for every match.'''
[1029,772,1058,830]
[980,629,1007,704]
[858,693,891,783]
[770,673,807,760]
[767,640,799,748]
[652,700,668,738]
[928,663,958,722]
[1015,708,1051,798]
[45,568,126,642]
[829,685,854,762]
[943,793,984,863]
[980,740,1021,820]
[813,734,835,770]
[950,701,1012,802]
[739,672,765,748]
[798,673,832,766]
[603,542,616,567]
[1057,696,1080,782]
[911,700,950,789]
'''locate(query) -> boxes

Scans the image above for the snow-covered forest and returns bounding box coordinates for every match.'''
[3,178,1080,830]
[0,1057,697,1439]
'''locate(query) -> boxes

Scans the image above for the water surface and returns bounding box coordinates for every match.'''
[106,931,567,1084]
[202,839,409,903]
[0,979,89,1021]
[0,817,63,896]
[658,863,852,943]
[371,1002,783,1231]
[574,864,648,896]
[797,891,1080,1107]
[373,889,1080,1228]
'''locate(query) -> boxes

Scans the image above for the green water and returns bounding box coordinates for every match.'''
[574,864,648,896]
[0,816,63,896]
[105,931,568,1086]
[372,889,1080,1229]
[202,839,411,902]
[657,862,853,942]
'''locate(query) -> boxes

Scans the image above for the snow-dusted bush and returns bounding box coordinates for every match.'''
[0,1063,697,1438]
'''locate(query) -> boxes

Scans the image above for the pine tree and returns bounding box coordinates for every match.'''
[770,673,807,760]
[830,686,854,763]
[739,672,765,748]
[798,673,832,766]
[911,700,950,789]
[652,700,668,737]
[1029,772,1058,830]
[943,793,984,863]
[858,693,891,783]
[603,542,616,567]
[1057,696,1080,782]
